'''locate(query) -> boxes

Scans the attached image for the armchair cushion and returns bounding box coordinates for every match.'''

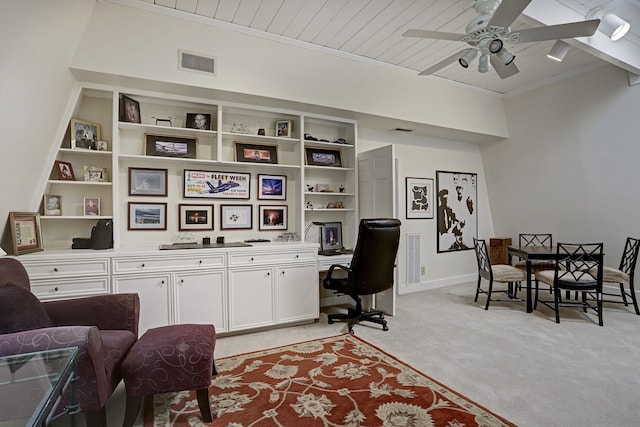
[0,282,52,334]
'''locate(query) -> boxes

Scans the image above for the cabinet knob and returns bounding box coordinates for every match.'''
[198,260,202,264]
[180,279,184,284]
[54,287,59,292]
[141,263,145,268]
[250,257,254,262]
[160,280,165,285]
[266,272,270,276]
[295,255,299,258]
[53,267,58,272]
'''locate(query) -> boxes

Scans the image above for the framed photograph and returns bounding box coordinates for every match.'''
[70,118,101,150]
[259,205,287,231]
[184,169,250,199]
[97,141,108,151]
[276,120,291,137]
[120,94,141,123]
[234,142,278,164]
[220,204,253,230]
[185,113,211,130]
[258,174,286,200]
[128,167,168,196]
[436,170,478,253]
[320,222,343,252]
[83,197,100,216]
[145,134,198,159]
[179,204,214,231]
[54,160,75,181]
[8,212,43,255]
[83,166,109,182]
[43,195,62,216]
[128,202,167,230]
[406,177,434,219]
[305,147,342,167]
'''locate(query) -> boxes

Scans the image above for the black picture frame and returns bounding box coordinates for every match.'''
[185,113,212,130]
[120,94,141,123]
[258,174,286,200]
[436,170,477,253]
[234,142,278,164]
[320,222,343,251]
[128,202,167,230]
[178,204,214,231]
[145,134,198,159]
[128,167,168,196]
[305,147,342,167]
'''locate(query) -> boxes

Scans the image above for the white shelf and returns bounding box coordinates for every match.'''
[304,165,354,172]
[40,216,113,220]
[304,192,354,196]
[47,180,112,186]
[119,121,218,138]
[58,148,112,156]
[221,131,299,145]
[305,208,355,212]
[303,140,354,149]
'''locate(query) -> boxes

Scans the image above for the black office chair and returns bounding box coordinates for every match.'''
[323,218,401,333]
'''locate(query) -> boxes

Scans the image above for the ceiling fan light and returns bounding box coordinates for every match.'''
[478,53,490,73]
[489,38,503,54]
[546,40,570,62]
[458,49,477,68]
[496,48,515,65]
[600,13,630,41]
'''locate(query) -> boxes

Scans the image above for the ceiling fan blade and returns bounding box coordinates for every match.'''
[487,0,533,29]
[418,49,469,76]
[402,29,466,41]
[490,55,520,79]
[512,19,600,43]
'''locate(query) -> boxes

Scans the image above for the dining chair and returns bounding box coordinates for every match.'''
[473,238,526,310]
[534,242,604,325]
[514,233,555,273]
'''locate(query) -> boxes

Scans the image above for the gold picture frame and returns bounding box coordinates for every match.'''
[8,212,43,255]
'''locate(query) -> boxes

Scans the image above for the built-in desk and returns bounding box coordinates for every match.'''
[318,253,353,307]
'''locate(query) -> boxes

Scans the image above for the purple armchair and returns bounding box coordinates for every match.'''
[0,258,139,426]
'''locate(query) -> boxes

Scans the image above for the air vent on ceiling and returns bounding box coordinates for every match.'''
[394,128,414,132]
[179,50,216,76]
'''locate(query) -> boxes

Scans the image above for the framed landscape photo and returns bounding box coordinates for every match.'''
[184,169,250,199]
[128,167,168,196]
[220,204,253,230]
[305,147,342,167]
[259,205,287,231]
[55,160,75,181]
[406,177,434,219]
[145,134,198,159]
[178,204,214,231]
[70,118,101,150]
[83,197,100,216]
[258,174,286,200]
[234,142,278,164]
[436,170,477,253]
[9,212,43,255]
[128,202,167,230]
[276,120,291,137]
[185,113,211,130]
[43,195,62,216]
[120,94,141,123]
[83,166,108,182]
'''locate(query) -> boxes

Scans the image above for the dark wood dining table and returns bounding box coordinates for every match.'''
[507,245,557,313]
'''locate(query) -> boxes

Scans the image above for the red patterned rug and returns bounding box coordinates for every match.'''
[144,333,515,426]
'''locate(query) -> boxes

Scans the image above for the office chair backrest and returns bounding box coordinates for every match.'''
[350,218,401,296]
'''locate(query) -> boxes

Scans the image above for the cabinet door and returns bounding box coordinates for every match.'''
[113,274,171,335]
[174,270,227,333]
[276,264,319,322]
[228,268,274,331]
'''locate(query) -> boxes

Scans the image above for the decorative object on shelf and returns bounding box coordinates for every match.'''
[152,116,173,127]
[128,167,168,196]
[43,195,61,216]
[234,142,278,164]
[275,120,291,137]
[120,94,141,123]
[258,174,286,200]
[406,177,434,220]
[277,232,298,242]
[316,184,332,192]
[70,118,101,150]
[339,184,345,193]
[83,166,108,182]
[145,134,197,159]
[220,204,252,230]
[97,140,108,151]
[306,185,314,192]
[128,202,167,230]
[436,170,477,253]
[332,138,349,144]
[83,197,100,216]
[259,205,288,231]
[184,169,250,199]
[8,212,43,255]
[320,222,342,252]
[178,204,214,231]
[231,122,248,133]
[185,113,211,130]
[257,128,265,136]
[326,202,344,209]
[54,160,75,181]
[172,232,198,244]
[305,147,342,167]
[304,133,329,142]
[306,201,314,209]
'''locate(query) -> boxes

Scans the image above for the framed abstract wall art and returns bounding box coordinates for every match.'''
[406,177,433,219]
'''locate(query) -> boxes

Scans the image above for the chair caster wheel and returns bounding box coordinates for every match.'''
[383,325,389,331]
[328,319,334,324]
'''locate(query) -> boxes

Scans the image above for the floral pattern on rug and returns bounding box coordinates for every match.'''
[146,334,515,427]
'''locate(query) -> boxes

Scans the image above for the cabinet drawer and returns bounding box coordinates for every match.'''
[31,277,110,300]
[229,250,316,267]
[112,254,226,274]
[23,259,110,279]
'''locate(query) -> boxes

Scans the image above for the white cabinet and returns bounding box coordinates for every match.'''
[276,264,319,322]
[174,270,227,333]
[228,267,275,331]
[113,273,171,334]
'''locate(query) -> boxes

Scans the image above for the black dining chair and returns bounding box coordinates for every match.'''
[514,233,555,273]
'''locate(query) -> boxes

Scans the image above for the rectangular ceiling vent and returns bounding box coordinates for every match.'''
[179,50,216,76]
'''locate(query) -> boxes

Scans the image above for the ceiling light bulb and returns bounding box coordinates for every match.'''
[478,53,490,73]
[458,49,478,68]
[496,48,515,65]
[546,40,570,62]
[489,38,503,54]
[601,13,630,41]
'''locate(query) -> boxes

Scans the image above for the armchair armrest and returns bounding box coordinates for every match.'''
[326,264,352,278]
[44,293,139,337]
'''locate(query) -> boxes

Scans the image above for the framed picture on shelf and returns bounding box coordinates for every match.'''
[145,134,198,159]
[220,204,252,230]
[128,167,168,196]
[185,113,211,130]
[128,202,167,230]
[97,141,108,151]
[54,160,75,181]
[436,170,477,253]
[83,197,100,216]
[70,118,101,150]
[120,94,141,123]
[275,120,291,137]
[83,166,109,182]
[320,222,343,252]
[43,195,62,216]
[259,205,287,231]
[405,177,434,219]
[234,142,278,164]
[258,174,286,200]
[183,169,250,199]
[178,204,214,231]
[305,147,342,167]
[8,212,43,255]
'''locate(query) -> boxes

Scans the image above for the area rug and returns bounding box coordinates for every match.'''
[144,333,515,427]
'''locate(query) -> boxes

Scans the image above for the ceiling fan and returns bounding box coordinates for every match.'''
[402,0,600,79]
